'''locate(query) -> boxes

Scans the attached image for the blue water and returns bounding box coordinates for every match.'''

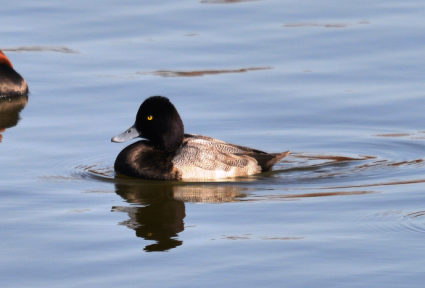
[1,0,425,287]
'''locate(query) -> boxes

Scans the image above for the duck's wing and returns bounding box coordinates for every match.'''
[174,135,257,172]
[178,134,289,172]
[183,134,267,153]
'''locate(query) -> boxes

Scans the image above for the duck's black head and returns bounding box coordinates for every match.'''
[112,96,184,152]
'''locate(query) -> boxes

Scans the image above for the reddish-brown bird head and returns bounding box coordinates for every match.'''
[0,50,13,68]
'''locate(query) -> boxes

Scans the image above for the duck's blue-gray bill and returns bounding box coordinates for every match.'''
[111,124,140,143]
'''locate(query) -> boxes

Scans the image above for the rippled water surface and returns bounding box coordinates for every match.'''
[2,0,425,287]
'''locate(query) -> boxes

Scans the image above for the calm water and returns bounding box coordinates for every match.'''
[2,0,425,287]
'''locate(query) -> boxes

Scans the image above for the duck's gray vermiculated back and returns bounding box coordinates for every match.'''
[172,134,262,179]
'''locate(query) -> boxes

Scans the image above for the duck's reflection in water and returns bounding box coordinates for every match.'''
[112,183,248,252]
[0,95,28,142]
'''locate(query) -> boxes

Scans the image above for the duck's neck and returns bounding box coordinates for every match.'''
[160,122,184,152]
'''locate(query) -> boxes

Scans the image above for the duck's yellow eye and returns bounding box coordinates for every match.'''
[147,115,153,120]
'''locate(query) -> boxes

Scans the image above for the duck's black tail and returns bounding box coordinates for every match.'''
[248,151,290,172]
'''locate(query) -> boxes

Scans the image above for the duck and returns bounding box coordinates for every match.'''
[111,96,290,180]
[0,50,28,97]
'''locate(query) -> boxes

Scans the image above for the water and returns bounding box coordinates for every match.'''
[1,0,425,287]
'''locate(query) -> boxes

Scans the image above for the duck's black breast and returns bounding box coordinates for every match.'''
[114,140,182,180]
[0,64,28,96]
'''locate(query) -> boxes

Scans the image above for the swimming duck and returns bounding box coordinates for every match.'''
[0,50,28,96]
[112,96,289,180]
